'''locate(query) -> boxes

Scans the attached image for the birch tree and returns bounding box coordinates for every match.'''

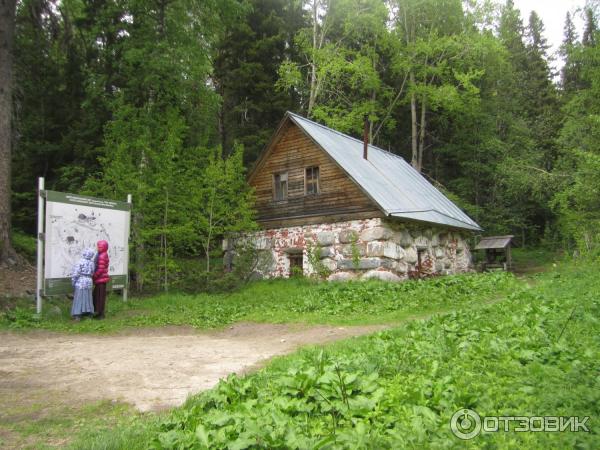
[389,0,482,172]
[277,0,392,136]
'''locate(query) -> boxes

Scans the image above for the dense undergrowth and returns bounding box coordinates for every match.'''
[1,271,518,332]
[69,260,599,449]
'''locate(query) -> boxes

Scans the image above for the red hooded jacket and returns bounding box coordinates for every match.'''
[93,240,111,284]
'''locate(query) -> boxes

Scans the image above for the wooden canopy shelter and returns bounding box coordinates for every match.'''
[475,235,514,271]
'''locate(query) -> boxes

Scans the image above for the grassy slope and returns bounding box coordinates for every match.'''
[1,271,519,333]
[0,269,521,449]
[69,259,600,449]
[0,400,139,450]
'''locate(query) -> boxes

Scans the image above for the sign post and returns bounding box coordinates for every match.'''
[36,183,131,312]
[36,177,45,314]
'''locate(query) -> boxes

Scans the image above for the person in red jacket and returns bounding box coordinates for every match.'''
[93,240,110,319]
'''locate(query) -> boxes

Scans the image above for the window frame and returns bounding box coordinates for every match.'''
[288,253,304,276]
[304,166,320,196]
[272,171,288,202]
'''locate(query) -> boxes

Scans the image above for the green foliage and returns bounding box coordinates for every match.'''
[87,108,255,291]
[1,398,142,450]
[11,0,252,292]
[213,0,304,163]
[10,0,600,288]
[191,145,257,272]
[306,242,331,280]
[0,270,519,333]
[553,151,600,254]
[553,14,600,254]
[290,266,304,278]
[272,0,563,244]
[71,260,600,449]
[1,306,42,328]
[277,0,392,133]
[10,230,36,261]
[349,232,360,269]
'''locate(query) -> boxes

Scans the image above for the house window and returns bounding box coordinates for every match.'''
[305,166,320,195]
[289,254,303,277]
[273,172,288,201]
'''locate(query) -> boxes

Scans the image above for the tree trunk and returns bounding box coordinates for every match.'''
[134,152,148,292]
[369,88,375,142]
[133,209,144,292]
[409,71,419,171]
[205,191,215,273]
[417,95,426,172]
[307,0,318,116]
[0,0,17,265]
[163,189,168,292]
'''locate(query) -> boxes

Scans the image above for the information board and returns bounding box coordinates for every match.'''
[43,190,130,295]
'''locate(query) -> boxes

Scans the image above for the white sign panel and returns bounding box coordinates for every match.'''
[43,191,130,295]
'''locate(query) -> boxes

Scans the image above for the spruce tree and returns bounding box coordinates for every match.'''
[214,0,305,164]
[582,7,597,47]
[560,11,581,95]
[498,0,528,70]
[524,11,560,170]
[555,8,600,252]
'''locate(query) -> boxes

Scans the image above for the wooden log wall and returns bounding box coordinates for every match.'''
[250,121,382,227]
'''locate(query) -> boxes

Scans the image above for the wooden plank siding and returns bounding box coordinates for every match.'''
[249,121,383,228]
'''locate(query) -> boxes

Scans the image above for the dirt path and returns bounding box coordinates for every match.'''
[0,322,387,413]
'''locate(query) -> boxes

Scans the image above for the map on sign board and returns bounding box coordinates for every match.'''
[43,191,130,295]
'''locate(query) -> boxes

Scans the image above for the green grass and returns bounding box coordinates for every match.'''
[0,398,144,450]
[67,258,600,449]
[511,247,562,273]
[1,271,520,333]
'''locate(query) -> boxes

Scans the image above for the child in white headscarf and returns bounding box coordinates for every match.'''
[71,248,96,321]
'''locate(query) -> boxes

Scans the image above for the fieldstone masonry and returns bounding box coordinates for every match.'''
[225,218,472,281]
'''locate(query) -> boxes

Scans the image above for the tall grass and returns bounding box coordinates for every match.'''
[71,259,599,449]
[2,272,519,332]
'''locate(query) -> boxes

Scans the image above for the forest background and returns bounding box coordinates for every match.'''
[1,0,599,292]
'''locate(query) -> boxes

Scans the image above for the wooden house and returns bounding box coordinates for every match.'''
[225,112,481,281]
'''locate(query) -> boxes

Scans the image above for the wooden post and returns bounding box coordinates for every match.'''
[36,177,45,314]
[123,193,132,301]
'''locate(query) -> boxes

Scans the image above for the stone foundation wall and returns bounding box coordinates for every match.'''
[224,218,472,281]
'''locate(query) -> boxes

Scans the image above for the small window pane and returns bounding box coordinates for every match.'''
[305,166,319,195]
[274,172,288,201]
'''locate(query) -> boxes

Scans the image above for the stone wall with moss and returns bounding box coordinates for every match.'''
[224,218,473,281]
